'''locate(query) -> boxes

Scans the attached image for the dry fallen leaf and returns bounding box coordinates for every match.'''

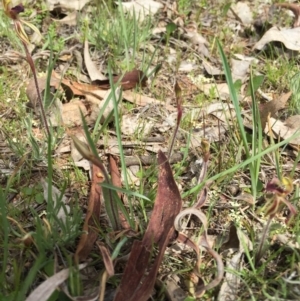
[53,11,78,26]
[265,116,300,149]
[229,2,253,25]
[25,263,87,301]
[92,69,147,90]
[118,0,164,22]
[174,208,224,297]
[121,114,154,136]
[259,91,291,127]
[84,39,107,81]
[184,22,209,57]
[122,90,176,110]
[46,0,91,11]
[199,82,231,100]
[254,26,300,51]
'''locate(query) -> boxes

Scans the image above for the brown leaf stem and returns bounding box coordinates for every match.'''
[22,40,50,137]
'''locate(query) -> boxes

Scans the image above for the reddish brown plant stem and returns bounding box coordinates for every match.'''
[22,40,50,137]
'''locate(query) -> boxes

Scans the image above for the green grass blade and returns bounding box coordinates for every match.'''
[183,130,300,198]
[217,40,250,158]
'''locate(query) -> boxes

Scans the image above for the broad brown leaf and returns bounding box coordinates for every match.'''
[113,151,182,301]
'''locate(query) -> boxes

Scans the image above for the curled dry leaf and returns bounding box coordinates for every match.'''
[121,114,154,137]
[97,242,114,278]
[174,208,224,297]
[71,131,87,162]
[218,225,252,301]
[87,87,121,125]
[114,151,182,301]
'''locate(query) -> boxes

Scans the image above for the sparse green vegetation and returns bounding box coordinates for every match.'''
[1,0,300,301]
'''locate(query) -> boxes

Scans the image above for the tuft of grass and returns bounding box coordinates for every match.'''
[88,0,153,71]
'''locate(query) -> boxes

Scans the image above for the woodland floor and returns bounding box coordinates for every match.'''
[1,1,300,301]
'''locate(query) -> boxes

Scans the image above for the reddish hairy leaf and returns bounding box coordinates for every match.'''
[75,164,103,262]
[113,151,182,301]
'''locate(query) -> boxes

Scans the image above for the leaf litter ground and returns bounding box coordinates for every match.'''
[1,0,300,301]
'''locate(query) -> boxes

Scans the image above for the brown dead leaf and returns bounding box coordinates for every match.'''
[52,71,99,95]
[92,69,147,90]
[26,76,60,110]
[122,90,176,110]
[75,164,103,262]
[60,99,88,126]
[266,116,300,149]
[184,22,209,57]
[285,115,300,129]
[114,151,182,301]
[109,155,122,199]
[259,91,291,127]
